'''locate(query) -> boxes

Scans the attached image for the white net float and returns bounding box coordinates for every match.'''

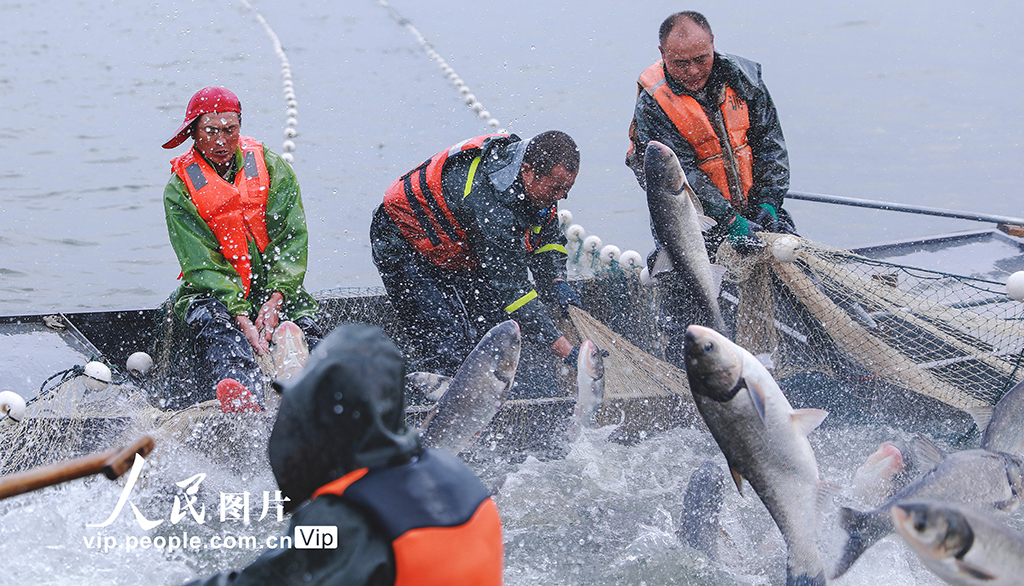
[127,351,154,377]
[619,250,643,270]
[600,245,621,266]
[1007,271,1024,301]
[566,224,585,243]
[639,267,659,287]
[582,235,603,255]
[0,390,26,422]
[83,361,112,392]
[771,235,801,263]
[557,209,573,229]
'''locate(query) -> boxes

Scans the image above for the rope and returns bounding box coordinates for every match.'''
[238,0,299,163]
[379,0,503,132]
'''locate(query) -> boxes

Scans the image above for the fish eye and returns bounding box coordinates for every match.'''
[702,342,714,353]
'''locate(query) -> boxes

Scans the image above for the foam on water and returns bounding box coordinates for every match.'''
[4,409,1021,585]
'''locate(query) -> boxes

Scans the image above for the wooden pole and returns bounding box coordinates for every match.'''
[0,436,154,500]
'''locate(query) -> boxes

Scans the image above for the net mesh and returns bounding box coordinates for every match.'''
[726,234,1024,411]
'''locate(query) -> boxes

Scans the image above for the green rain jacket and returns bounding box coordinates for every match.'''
[163,144,318,322]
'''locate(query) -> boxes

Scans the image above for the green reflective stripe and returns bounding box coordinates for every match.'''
[463,156,481,198]
[505,289,538,313]
[530,225,542,234]
[533,243,566,255]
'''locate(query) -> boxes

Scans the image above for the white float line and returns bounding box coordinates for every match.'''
[379,0,504,132]
[238,0,298,163]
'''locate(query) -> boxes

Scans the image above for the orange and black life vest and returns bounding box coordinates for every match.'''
[312,448,504,586]
[523,207,558,253]
[382,134,507,270]
[171,136,271,296]
[635,61,753,209]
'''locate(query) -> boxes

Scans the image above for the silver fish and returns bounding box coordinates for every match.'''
[684,325,828,586]
[420,320,520,455]
[892,500,1024,586]
[835,447,1024,579]
[850,440,918,506]
[572,339,605,429]
[976,378,1024,457]
[271,321,309,383]
[644,140,727,333]
[677,459,728,560]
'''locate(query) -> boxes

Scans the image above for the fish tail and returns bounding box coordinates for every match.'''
[832,506,891,579]
[786,570,826,586]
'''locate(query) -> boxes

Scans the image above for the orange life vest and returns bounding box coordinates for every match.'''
[171,136,271,296]
[636,61,753,209]
[382,134,507,270]
[312,449,504,586]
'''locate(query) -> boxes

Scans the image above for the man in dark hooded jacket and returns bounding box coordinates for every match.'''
[371,131,581,377]
[182,324,504,586]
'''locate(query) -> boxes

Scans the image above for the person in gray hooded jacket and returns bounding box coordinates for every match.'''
[181,324,504,586]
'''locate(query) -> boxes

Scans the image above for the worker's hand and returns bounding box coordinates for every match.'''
[744,203,780,233]
[236,315,270,355]
[552,279,581,312]
[255,292,285,342]
[550,335,574,364]
[726,215,766,255]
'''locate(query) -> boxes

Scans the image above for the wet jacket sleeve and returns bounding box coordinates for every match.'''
[528,214,569,302]
[179,499,395,586]
[632,91,739,225]
[164,175,252,318]
[260,147,312,306]
[742,79,790,211]
[461,186,563,347]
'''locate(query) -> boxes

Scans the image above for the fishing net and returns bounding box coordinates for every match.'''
[571,233,1024,417]
[741,233,1024,411]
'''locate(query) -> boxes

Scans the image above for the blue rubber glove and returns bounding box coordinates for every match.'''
[745,203,779,233]
[552,279,581,311]
[562,344,609,366]
[563,345,580,366]
[727,215,765,255]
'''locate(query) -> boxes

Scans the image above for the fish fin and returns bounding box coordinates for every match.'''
[914,435,947,470]
[955,560,998,581]
[833,507,892,579]
[993,498,1018,513]
[745,378,767,424]
[815,481,841,516]
[418,405,440,432]
[791,408,828,437]
[652,249,674,276]
[754,353,775,373]
[405,372,452,402]
[424,381,453,402]
[683,181,705,215]
[966,405,993,434]
[697,215,717,232]
[729,466,744,495]
[787,570,826,586]
[710,264,728,299]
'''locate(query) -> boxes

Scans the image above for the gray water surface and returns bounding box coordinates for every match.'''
[2,0,1022,315]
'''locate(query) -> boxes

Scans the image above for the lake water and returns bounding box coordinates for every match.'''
[1,1,1023,585]
[2,0,1022,316]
